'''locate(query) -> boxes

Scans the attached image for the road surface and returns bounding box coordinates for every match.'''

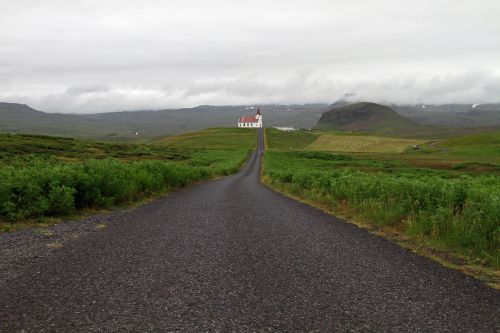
[0,128,499,332]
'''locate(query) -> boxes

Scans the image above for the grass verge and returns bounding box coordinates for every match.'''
[261,174,500,289]
[263,129,499,288]
[0,129,255,230]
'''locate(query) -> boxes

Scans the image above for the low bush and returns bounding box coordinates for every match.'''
[264,151,500,266]
[0,158,217,221]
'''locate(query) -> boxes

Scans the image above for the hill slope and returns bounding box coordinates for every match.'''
[316,102,417,131]
[0,102,106,138]
[0,102,326,140]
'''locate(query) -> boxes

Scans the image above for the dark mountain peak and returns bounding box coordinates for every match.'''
[316,102,416,131]
[0,102,44,115]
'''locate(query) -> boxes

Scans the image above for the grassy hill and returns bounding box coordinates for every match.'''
[0,133,188,165]
[411,132,500,165]
[265,128,321,150]
[315,102,418,132]
[156,128,257,150]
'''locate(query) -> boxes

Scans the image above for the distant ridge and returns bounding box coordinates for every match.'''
[391,103,500,128]
[0,102,44,115]
[0,102,326,140]
[316,102,417,131]
[2,101,499,140]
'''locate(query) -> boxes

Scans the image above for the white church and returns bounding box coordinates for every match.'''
[238,108,263,128]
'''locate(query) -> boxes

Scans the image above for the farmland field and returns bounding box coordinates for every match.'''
[306,134,423,153]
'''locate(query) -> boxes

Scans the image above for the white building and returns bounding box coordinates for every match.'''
[238,109,262,128]
[274,127,296,131]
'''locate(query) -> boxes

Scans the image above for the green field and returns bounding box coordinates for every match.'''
[265,128,320,149]
[306,134,423,153]
[156,128,257,150]
[419,132,500,161]
[0,129,256,230]
[0,133,188,164]
[264,129,500,272]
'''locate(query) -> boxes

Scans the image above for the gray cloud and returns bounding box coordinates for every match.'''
[0,0,499,113]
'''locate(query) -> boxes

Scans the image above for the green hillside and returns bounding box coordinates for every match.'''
[410,132,500,165]
[156,128,257,150]
[265,128,321,150]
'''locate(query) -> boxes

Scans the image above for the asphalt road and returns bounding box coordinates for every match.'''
[1,128,499,332]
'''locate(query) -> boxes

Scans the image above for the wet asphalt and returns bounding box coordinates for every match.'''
[0,128,499,332]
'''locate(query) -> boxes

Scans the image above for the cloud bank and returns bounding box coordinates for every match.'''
[1,0,499,113]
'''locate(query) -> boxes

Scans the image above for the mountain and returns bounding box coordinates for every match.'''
[0,102,102,138]
[3,100,499,141]
[391,103,500,127]
[0,102,328,140]
[316,102,417,132]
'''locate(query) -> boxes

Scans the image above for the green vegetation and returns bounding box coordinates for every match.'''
[0,133,188,165]
[264,129,500,269]
[306,134,423,153]
[400,132,500,172]
[156,128,257,150]
[0,159,209,220]
[0,129,255,227]
[430,132,500,160]
[265,128,320,150]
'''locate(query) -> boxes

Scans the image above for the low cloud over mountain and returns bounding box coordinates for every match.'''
[1,0,499,113]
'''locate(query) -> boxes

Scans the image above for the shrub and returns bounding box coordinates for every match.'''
[0,157,224,221]
[264,151,500,266]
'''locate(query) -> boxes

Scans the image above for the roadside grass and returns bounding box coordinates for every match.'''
[0,129,255,228]
[263,129,500,283]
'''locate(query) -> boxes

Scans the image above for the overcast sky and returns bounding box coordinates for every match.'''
[1,0,499,113]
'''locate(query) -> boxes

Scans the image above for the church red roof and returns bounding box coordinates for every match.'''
[239,116,259,123]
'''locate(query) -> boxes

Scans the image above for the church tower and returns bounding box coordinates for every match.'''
[255,108,263,127]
